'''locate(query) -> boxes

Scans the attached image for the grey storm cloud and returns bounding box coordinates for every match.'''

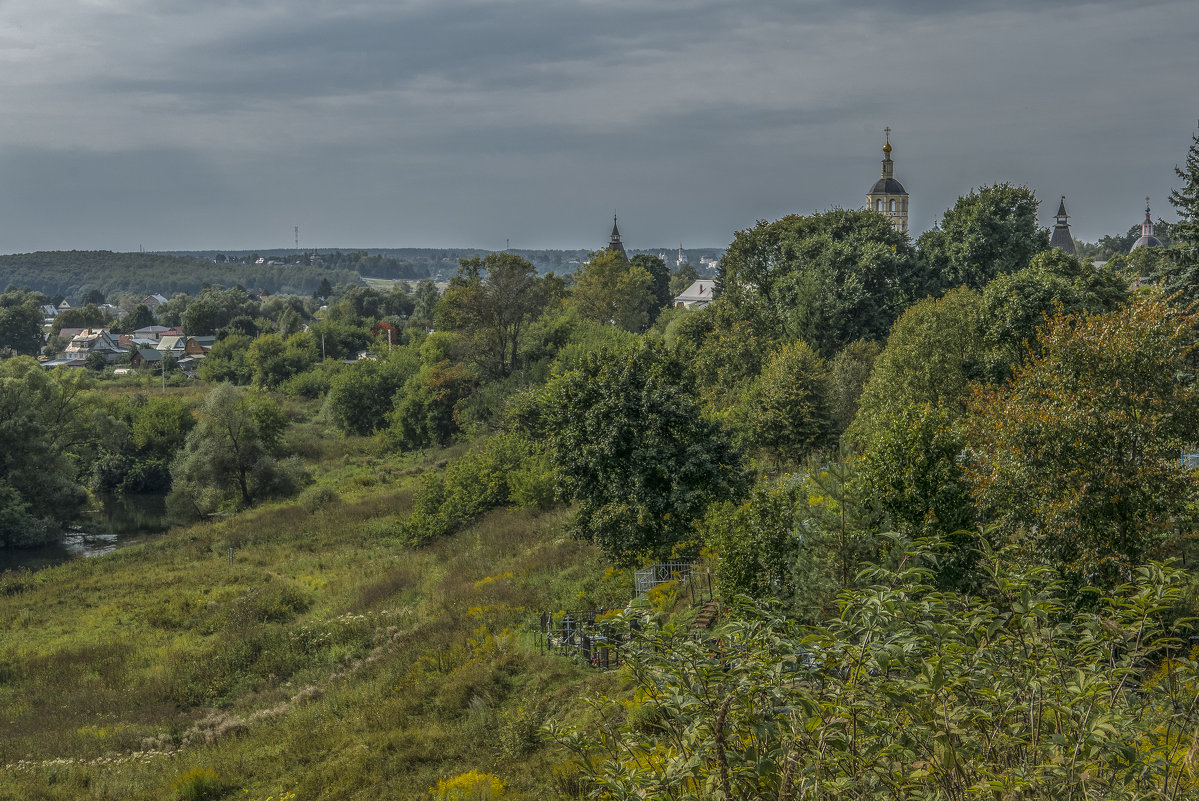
[0,0,1197,251]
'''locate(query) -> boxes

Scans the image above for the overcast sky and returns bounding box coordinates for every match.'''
[1,0,1197,254]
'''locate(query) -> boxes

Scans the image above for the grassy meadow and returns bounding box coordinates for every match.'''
[0,404,637,800]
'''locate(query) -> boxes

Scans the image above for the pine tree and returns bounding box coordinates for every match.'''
[1166,121,1199,300]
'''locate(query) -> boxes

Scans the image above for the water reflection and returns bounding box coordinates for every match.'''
[0,494,168,573]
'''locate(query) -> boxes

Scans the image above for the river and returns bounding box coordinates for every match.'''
[0,494,169,573]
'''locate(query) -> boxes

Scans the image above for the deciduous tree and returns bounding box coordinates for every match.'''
[731,340,832,467]
[327,350,420,436]
[540,342,746,565]
[979,248,1128,380]
[0,289,46,356]
[967,292,1199,586]
[0,358,93,546]
[569,249,656,333]
[917,183,1047,292]
[168,383,299,516]
[435,252,549,377]
[850,287,985,444]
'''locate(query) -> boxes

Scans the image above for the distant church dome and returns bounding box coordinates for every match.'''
[865,128,909,234]
[1130,197,1163,252]
[1049,195,1076,255]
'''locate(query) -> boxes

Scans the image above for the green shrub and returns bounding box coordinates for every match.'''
[300,484,340,512]
[229,580,312,626]
[499,703,545,759]
[432,769,506,800]
[171,767,224,801]
[397,433,551,545]
[281,366,335,399]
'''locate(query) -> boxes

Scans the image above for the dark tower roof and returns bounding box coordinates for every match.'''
[1130,196,1163,252]
[870,177,908,195]
[1049,195,1076,254]
[607,213,627,259]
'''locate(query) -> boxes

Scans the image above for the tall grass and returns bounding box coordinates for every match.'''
[0,438,625,799]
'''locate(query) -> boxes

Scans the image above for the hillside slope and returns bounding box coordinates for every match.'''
[0,461,629,800]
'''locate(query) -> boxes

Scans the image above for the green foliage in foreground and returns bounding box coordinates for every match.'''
[561,539,1199,801]
[968,292,1199,586]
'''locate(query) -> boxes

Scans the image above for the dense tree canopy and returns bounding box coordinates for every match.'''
[0,251,360,300]
[327,351,420,436]
[665,298,775,408]
[630,253,673,321]
[967,292,1199,586]
[435,253,551,377]
[540,341,747,565]
[717,209,920,355]
[978,248,1128,380]
[0,358,93,546]
[569,249,657,333]
[90,394,196,496]
[731,340,833,467]
[850,287,985,442]
[917,183,1047,292]
[51,303,108,335]
[181,286,260,335]
[0,288,46,356]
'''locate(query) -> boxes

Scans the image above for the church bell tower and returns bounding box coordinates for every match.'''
[866,127,909,235]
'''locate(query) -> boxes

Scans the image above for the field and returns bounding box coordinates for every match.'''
[0,416,635,800]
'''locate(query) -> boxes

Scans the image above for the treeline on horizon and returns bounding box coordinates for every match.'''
[166,246,725,280]
[0,246,724,303]
[0,251,361,301]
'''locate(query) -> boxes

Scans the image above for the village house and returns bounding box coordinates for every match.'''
[63,328,125,362]
[156,335,186,356]
[133,325,170,338]
[130,348,164,370]
[183,336,215,356]
[673,280,717,309]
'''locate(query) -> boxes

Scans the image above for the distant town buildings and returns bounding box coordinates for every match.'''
[866,128,909,235]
